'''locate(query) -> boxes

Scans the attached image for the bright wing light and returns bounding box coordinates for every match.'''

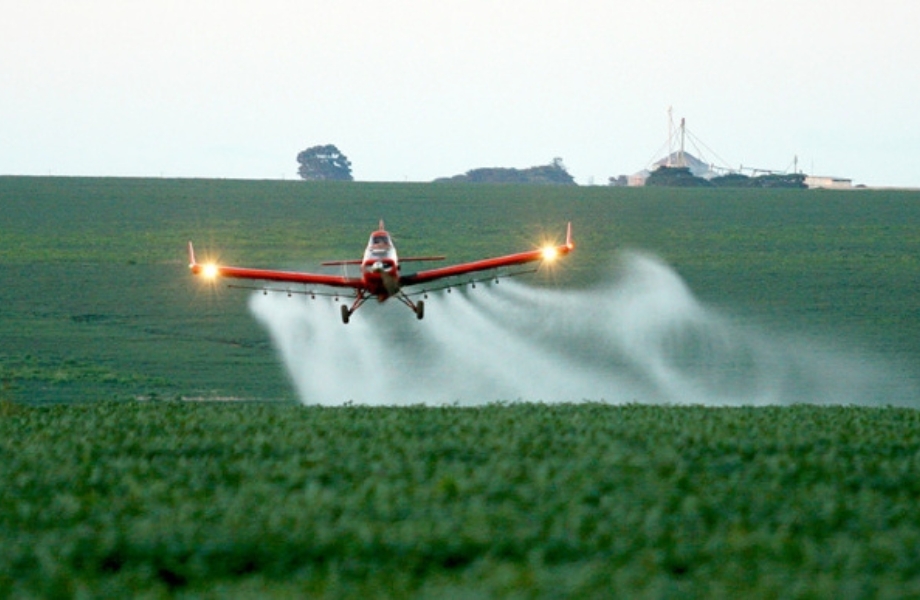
[202,263,220,279]
[541,246,559,261]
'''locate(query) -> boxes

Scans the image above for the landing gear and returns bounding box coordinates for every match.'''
[395,292,424,321]
[340,292,370,325]
[339,290,424,323]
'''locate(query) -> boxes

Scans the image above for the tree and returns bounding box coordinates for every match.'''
[645,166,711,187]
[297,144,353,181]
[434,158,576,185]
[711,173,755,188]
[711,172,807,189]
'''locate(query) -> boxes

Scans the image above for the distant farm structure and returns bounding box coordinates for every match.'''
[804,175,854,190]
[611,109,852,190]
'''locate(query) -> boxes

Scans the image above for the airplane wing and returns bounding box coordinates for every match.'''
[400,222,573,287]
[188,242,363,289]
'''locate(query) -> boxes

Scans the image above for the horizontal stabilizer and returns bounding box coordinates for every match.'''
[400,256,446,262]
[320,259,363,266]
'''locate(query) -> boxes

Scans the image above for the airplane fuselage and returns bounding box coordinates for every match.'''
[360,228,400,300]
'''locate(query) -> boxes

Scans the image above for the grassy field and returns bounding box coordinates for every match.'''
[2,177,920,596]
[3,401,920,597]
[1,176,919,403]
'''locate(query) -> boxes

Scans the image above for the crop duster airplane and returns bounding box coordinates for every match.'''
[188,221,574,324]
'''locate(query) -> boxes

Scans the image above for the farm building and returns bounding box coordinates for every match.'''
[627,151,719,187]
[804,175,853,190]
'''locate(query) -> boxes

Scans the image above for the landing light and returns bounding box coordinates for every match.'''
[541,246,559,261]
[202,263,220,279]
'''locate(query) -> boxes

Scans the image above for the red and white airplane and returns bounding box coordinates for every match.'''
[188,221,573,324]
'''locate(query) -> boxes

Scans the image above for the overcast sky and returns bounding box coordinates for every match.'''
[2,1,918,186]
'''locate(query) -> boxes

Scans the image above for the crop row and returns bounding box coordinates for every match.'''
[2,401,920,596]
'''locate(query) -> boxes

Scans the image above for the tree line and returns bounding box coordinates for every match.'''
[296,145,575,185]
[646,167,807,189]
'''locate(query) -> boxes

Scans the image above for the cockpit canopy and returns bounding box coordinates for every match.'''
[368,233,392,256]
[365,231,397,263]
[370,234,391,247]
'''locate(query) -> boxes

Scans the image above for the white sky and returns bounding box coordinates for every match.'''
[2,0,918,186]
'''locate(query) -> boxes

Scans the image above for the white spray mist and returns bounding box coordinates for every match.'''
[249,252,915,406]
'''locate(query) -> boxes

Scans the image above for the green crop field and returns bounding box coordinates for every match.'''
[2,176,920,596]
[4,401,920,598]
[2,176,919,403]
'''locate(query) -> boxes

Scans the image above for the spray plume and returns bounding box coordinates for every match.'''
[249,252,915,406]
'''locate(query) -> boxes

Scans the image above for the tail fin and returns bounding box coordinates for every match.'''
[565,222,574,250]
[187,241,197,268]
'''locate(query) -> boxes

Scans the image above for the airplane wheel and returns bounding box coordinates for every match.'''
[416,300,425,320]
[341,304,351,325]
